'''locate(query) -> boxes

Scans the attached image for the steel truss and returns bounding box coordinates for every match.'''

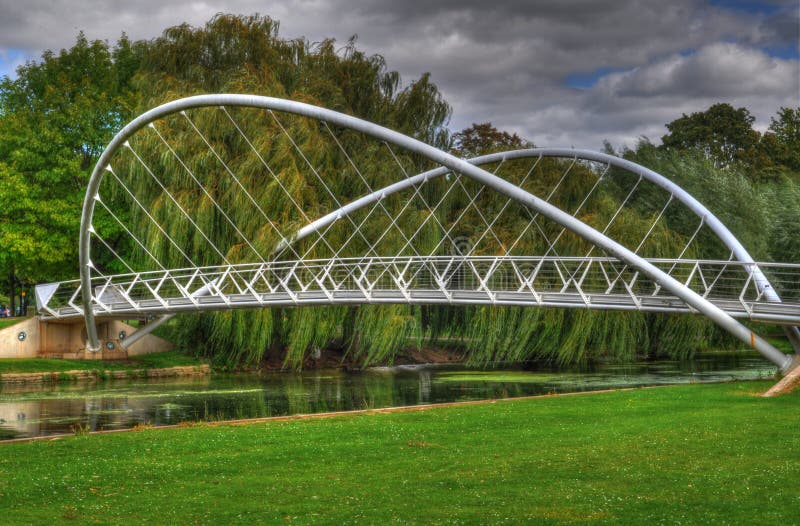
[39,257,800,326]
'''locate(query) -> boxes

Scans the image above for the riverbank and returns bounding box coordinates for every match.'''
[0,364,210,384]
[0,346,463,383]
[251,334,796,372]
[0,317,29,331]
[0,352,210,384]
[0,381,796,524]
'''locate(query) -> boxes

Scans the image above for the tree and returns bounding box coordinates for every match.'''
[0,32,141,302]
[451,122,528,158]
[760,107,800,173]
[661,103,760,169]
[128,14,454,367]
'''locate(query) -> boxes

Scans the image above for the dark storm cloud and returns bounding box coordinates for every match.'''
[0,0,797,149]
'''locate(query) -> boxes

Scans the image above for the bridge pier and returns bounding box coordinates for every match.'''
[763,354,800,396]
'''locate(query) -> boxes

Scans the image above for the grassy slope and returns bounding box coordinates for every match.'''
[0,382,797,525]
[0,352,203,374]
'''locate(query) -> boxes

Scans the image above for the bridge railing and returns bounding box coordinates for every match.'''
[36,257,800,324]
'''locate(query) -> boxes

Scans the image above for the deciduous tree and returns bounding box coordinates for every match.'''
[451,122,528,158]
[661,103,759,169]
[0,33,140,300]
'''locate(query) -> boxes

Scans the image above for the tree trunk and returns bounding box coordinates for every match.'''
[8,270,16,317]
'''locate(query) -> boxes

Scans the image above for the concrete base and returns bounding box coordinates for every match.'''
[0,317,174,360]
[0,318,41,358]
[763,354,800,397]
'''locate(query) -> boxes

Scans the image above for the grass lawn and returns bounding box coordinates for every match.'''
[0,317,30,330]
[0,381,797,524]
[0,351,203,374]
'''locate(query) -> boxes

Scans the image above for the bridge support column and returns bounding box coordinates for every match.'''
[117,278,216,352]
[782,326,800,355]
[118,314,174,351]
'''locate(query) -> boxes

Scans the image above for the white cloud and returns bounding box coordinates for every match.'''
[600,43,798,99]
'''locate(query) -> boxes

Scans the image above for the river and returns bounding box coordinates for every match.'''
[0,352,777,441]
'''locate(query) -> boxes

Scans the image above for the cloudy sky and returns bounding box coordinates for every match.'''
[0,0,797,149]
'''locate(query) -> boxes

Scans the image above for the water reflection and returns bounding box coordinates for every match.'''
[0,352,778,440]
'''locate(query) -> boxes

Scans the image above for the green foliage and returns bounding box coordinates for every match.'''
[763,179,800,264]
[451,122,528,158]
[625,142,770,259]
[0,32,141,284]
[109,14,455,368]
[661,103,759,169]
[761,106,800,174]
[661,103,800,181]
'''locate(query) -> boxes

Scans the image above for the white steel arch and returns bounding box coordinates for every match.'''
[78,95,794,371]
[288,148,800,354]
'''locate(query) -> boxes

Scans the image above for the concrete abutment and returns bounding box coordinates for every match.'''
[0,317,173,360]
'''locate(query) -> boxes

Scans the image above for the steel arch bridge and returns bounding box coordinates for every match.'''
[35,95,800,373]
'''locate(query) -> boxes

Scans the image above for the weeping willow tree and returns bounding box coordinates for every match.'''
[94,13,450,368]
[95,14,754,369]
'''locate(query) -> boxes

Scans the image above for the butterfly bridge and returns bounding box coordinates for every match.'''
[34,95,800,373]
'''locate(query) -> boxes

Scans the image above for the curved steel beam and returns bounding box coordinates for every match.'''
[81,95,791,372]
[286,148,800,352]
[291,148,766,286]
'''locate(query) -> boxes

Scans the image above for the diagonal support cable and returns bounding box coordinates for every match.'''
[467,155,542,256]
[219,106,337,260]
[148,121,271,262]
[94,196,166,271]
[124,140,232,265]
[105,166,196,267]
[323,122,423,260]
[181,110,296,261]
[268,110,380,259]
[604,193,675,291]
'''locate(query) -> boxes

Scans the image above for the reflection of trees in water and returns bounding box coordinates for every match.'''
[196,392,271,422]
[0,356,778,440]
[418,370,431,402]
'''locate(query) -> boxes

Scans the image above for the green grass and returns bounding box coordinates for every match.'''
[0,351,204,374]
[0,382,797,524]
[128,351,205,369]
[0,317,29,330]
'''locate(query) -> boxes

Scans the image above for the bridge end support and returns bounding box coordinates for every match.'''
[0,318,172,359]
[763,354,800,397]
[119,314,175,351]
[87,319,174,357]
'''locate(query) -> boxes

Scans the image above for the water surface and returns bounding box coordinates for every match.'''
[0,352,777,440]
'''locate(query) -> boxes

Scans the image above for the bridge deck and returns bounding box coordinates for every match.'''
[38,290,800,325]
[36,257,800,325]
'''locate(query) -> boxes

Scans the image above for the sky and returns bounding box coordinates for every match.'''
[0,0,797,150]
